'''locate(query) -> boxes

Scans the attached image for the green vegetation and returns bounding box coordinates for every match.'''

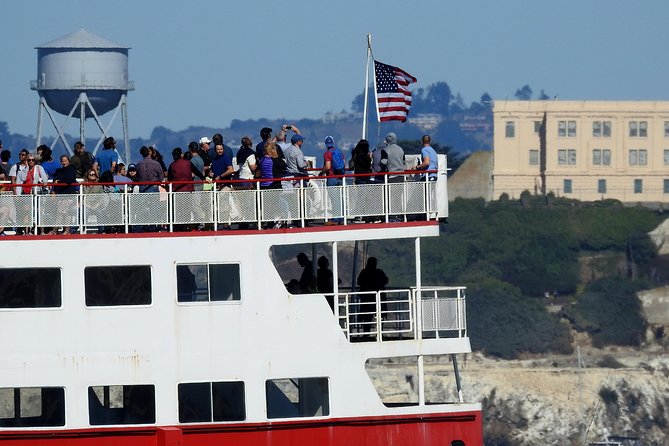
[371,196,665,358]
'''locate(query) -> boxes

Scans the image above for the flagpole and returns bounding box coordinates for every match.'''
[362,34,372,140]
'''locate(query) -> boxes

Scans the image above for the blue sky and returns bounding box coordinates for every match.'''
[2,0,669,139]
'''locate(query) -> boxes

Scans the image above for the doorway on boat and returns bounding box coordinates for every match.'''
[270,239,418,339]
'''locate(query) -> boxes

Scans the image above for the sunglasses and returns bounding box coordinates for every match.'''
[27,159,36,163]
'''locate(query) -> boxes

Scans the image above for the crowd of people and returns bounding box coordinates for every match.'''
[0,129,440,234]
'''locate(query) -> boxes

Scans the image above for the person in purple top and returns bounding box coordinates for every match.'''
[136,146,164,192]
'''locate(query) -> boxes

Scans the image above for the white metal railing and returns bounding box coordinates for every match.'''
[334,286,467,342]
[0,172,444,233]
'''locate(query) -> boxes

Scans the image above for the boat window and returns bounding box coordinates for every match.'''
[84,266,152,306]
[176,263,241,302]
[178,381,245,423]
[265,377,329,419]
[0,387,65,427]
[88,384,155,425]
[0,268,61,309]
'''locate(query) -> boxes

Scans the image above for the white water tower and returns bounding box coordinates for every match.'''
[31,28,134,160]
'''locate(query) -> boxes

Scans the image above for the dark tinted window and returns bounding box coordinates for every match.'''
[88,385,155,425]
[266,377,329,419]
[85,266,151,306]
[0,387,65,427]
[0,268,61,308]
[178,381,245,423]
[177,264,241,302]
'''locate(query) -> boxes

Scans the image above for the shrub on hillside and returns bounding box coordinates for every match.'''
[466,278,573,359]
[562,278,647,348]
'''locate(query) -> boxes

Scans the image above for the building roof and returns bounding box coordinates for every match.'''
[35,28,129,50]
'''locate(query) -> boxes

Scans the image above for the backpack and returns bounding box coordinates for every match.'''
[331,148,345,175]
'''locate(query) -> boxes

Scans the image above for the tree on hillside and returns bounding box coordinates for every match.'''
[426,82,452,116]
[514,85,533,100]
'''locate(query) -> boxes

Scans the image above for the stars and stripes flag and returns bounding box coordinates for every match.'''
[373,60,417,122]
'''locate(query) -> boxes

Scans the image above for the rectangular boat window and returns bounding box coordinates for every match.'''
[0,268,61,309]
[0,387,65,427]
[176,263,241,302]
[88,384,155,425]
[178,381,245,423]
[85,266,151,306]
[266,377,329,419]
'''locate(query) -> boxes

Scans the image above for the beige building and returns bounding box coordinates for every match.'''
[493,100,669,203]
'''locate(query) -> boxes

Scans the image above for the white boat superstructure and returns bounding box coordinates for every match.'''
[0,159,482,445]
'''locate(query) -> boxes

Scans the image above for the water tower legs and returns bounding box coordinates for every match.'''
[34,92,131,162]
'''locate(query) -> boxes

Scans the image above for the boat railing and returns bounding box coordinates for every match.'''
[0,169,447,234]
[334,285,466,342]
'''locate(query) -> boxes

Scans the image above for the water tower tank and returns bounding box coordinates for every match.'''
[31,28,134,117]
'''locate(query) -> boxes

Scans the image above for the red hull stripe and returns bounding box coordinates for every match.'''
[0,411,483,445]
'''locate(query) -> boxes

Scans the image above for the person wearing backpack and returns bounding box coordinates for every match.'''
[320,135,345,187]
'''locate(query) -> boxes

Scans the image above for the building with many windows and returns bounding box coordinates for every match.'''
[492,100,669,203]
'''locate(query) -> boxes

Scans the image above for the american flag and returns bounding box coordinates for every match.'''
[374,60,417,122]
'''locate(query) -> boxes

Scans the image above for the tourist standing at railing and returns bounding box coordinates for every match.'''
[23,154,49,195]
[198,137,212,167]
[71,141,97,179]
[212,133,234,166]
[52,155,78,195]
[149,147,168,179]
[415,135,438,181]
[356,257,390,333]
[255,127,274,161]
[0,149,11,181]
[283,134,309,188]
[97,137,119,177]
[276,124,301,155]
[319,136,345,187]
[236,136,257,189]
[37,145,60,179]
[210,143,234,187]
[350,139,372,185]
[384,133,405,183]
[9,149,29,195]
[188,142,205,191]
[113,163,132,184]
[258,143,283,190]
[167,147,204,192]
[136,146,164,193]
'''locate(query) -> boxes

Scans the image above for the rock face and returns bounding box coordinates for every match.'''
[368,349,669,445]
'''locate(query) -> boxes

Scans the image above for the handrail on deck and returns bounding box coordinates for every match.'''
[333,286,467,343]
[0,169,448,234]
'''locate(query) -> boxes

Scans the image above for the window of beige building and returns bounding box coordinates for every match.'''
[664,149,669,165]
[634,179,643,194]
[597,179,607,194]
[592,149,611,166]
[505,121,515,138]
[664,179,669,194]
[533,121,542,134]
[592,121,611,137]
[558,120,576,137]
[628,149,647,166]
[563,179,572,194]
[629,121,648,137]
[558,149,576,165]
[664,121,669,137]
[529,149,539,165]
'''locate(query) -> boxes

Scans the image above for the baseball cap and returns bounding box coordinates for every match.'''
[324,135,334,148]
[199,137,212,145]
[127,164,138,172]
[291,134,304,144]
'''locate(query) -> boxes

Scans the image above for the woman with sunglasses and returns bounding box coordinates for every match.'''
[23,154,49,195]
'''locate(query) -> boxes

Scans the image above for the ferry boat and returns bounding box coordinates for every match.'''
[0,158,482,445]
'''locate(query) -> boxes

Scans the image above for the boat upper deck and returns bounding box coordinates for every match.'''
[0,159,448,237]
